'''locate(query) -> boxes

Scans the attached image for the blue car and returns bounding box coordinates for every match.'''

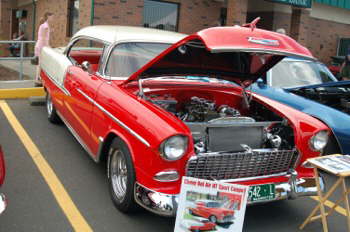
[251,57,350,155]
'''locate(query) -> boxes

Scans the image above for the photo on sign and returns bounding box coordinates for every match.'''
[174,177,248,232]
[310,155,350,174]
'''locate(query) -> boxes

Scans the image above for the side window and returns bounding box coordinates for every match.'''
[105,42,171,78]
[67,39,106,73]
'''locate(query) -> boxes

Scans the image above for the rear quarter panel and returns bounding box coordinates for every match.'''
[41,47,71,86]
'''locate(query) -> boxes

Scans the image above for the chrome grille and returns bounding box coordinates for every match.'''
[222,215,234,222]
[186,149,299,180]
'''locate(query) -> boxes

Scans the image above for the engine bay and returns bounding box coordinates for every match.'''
[290,86,350,114]
[148,91,295,154]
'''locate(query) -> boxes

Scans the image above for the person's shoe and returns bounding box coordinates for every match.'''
[34,80,42,87]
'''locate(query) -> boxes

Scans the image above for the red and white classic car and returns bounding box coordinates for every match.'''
[40,24,330,217]
[189,200,234,224]
[0,146,6,214]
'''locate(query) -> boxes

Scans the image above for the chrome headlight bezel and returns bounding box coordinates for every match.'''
[159,135,188,161]
[309,130,329,152]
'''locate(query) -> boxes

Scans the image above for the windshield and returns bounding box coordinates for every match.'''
[269,60,337,88]
[105,42,171,78]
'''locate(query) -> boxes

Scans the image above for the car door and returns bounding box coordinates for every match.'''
[62,38,107,154]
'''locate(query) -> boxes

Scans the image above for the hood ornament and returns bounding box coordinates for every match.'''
[242,17,261,31]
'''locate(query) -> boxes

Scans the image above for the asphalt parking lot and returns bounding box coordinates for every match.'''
[0,99,348,232]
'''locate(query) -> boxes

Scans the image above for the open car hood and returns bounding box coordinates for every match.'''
[124,26,316,87]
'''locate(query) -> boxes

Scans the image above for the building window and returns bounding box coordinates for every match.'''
[143,0,179,31]
[67,0,79,37]
[220,8,227,26]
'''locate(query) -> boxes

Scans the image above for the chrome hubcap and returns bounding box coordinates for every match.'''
[47,95,53,116]
[110,150,128,201]
[210,216,217,223]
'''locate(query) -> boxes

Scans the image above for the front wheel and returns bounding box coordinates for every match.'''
[108,138,138,213]
[46,93,61,124]
[209,215,217,224]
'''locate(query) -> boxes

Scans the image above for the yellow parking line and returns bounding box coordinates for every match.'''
[310,196,347,216]
[0,87,45,99]
[0,100,93,232]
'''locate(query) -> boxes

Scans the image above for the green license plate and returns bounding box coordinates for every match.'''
[248,184,275,202]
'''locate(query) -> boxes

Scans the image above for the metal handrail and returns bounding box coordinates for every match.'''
[0,40,36,80]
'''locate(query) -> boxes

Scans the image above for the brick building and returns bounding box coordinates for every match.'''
[0,0,349,63]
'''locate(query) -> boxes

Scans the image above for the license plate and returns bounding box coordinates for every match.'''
[248,184,275,202]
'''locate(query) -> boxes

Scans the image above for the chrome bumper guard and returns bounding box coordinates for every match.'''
[0,193,6,215]
[134,174,324,217]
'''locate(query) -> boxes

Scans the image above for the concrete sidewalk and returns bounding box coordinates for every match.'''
[0,80,35,89]
[0,60,36,79]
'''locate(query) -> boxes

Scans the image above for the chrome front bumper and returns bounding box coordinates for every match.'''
[0,193,6,215]
[134,174,324,217]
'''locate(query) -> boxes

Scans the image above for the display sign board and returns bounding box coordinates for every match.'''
[174,177,249,232]
[308,154,350,175]
[266,0,312,8]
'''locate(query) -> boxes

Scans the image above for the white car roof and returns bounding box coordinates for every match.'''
[73,25,187,44]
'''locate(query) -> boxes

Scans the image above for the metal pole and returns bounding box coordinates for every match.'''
[32,0,37,40]
[19,41,24,80]
[90,0,95,26]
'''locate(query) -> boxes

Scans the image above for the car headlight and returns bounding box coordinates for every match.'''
[309,130,329,151]
[160,135,188,161]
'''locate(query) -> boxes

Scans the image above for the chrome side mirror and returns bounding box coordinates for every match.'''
[81,61,93,75]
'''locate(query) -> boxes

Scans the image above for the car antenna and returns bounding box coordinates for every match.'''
[242,17,261,31]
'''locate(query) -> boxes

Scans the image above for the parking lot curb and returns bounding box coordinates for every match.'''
[0,87,45,99]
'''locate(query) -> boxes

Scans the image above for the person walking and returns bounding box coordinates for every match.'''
[340,48,350,81]
[34,12,54,86]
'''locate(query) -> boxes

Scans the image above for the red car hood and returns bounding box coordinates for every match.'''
[124,25,315,87]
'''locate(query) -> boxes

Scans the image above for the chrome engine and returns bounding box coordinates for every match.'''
[151,95,292,154]
[150,94,297,181]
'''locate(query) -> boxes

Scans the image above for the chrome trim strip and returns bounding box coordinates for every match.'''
[76,88,151,147]
[56,110,98,162]
[218,172,288,183]
[42,69,71,96]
